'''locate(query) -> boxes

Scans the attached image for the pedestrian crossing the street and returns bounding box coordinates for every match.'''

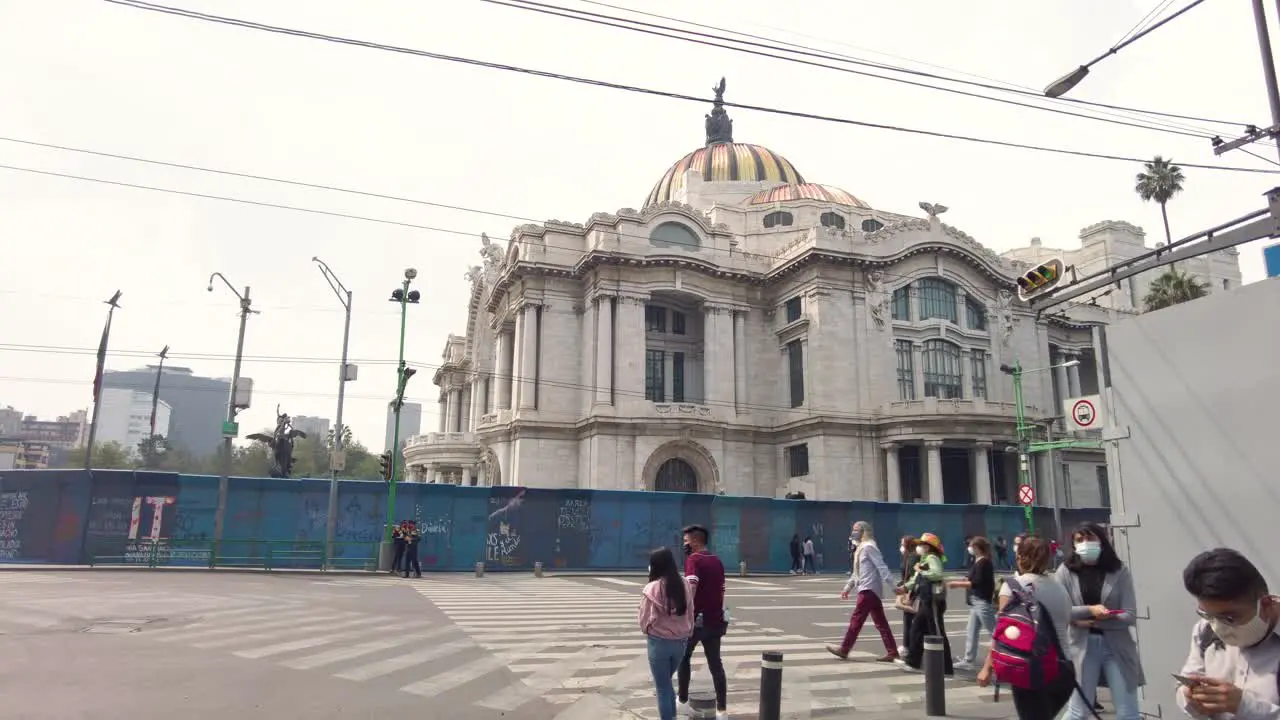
[413,576,995,719]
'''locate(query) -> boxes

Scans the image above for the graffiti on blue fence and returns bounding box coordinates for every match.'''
[0,469,1110,570]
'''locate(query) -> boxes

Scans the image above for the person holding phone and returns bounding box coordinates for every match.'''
[1176,548,1280,720]
[1055,523,1144,720]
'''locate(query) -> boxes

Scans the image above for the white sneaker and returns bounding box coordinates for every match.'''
[897,645,907,656]
[676,700,691,716]
[953,659,972,670]
[716,712,729,720]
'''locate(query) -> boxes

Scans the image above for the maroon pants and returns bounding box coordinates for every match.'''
[839,590,898,655]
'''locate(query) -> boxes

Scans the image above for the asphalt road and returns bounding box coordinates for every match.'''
[0,569,1010,720]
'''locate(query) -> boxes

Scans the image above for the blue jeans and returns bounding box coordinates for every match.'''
[963,599,997,663]
[648,635,687,720]
[1067,633,1140,720]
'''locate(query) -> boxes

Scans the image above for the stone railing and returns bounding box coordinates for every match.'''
[653,403,713,418]
[882,399,1036,416]
[403,432,477,448]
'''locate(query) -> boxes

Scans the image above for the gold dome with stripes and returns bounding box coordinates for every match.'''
[644,77,805,207]
[747,183,870,208]
[645,143,806,208]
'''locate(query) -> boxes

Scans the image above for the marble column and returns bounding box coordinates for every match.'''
[496,330,513,410]
[466,465,478,486]
[732,310,748,414]
[427,464,439,484]
[510,311,525,411]
[444,387,458,433]
[459,387,471,432]
[925,440,945,504]
[1053,351,1070,413]
[615,294,648,405]
[1066,352,1082,398]
[437,397,447,432]
[477,463,487,487]
[594,295,614,405]
[518,304,540,411]
[955,288,967,327]
[974,441,993,505]
[703,304,733,409]
[884,443,902,503]
[469,378,483,428]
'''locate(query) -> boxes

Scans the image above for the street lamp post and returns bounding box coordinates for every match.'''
[379,268,420,571]
[999,358,1087,535]
[84,290,123,470]
[148,345,169,440]
[312,257,354,570]
[208,273,255,556]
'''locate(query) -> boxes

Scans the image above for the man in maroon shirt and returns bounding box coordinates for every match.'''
[677,524,728,718]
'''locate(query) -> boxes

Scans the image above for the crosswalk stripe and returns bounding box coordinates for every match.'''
[229,616,392,657]
[400,653,513,697]
[282,626,456,670]
[478,646,607,712]
[594,578,643,586]
[334,639,473,681]
[155,609,347,643]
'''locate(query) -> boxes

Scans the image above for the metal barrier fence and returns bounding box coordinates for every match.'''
[87,539,379,571]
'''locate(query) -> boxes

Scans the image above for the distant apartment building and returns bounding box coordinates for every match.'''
[95,388,172,454]
[0,439,52,470]
[385,402,422,453]
[20,411,87,449]
[0,406,21,436]
[291,415,331,443]
[102,366,230,459]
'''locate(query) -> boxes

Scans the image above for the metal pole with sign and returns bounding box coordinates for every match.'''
[208,274,254,557]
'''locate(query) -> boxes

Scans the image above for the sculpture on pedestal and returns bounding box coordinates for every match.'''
[246,406,308,479]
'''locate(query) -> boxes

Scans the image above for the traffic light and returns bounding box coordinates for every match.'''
[378,452,393,481]
[1016,257,1066,302]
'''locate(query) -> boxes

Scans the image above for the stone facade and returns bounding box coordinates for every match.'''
[401,93,1243,507]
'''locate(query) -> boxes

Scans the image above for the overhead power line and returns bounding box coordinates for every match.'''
[572,0,1250,132]
[484,0,1236,140]
[98,0,1278,174]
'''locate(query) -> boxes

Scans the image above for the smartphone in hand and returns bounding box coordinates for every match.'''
[1172,673,1203,687]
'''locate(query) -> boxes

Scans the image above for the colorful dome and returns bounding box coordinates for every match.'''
[645,143,805,208]
[747,183,870,208]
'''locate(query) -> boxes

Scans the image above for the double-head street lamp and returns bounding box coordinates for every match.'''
[380,268,420,571]
[999,358,1080,534]
[312,257,355,570]
[207,272,256,552]
[84,290,123,470]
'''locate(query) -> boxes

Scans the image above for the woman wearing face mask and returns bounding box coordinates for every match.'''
[1055,523,1143,720]
[894,536,919,655]
[897,532,954,675]
[639,547,695,720]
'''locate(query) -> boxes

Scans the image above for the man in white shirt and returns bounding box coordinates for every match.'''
[1177,548,1280,720]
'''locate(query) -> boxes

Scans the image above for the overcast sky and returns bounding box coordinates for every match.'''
[2,0,1276,451]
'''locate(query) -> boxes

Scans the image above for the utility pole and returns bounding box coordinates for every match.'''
[313,257,354,570]
[1006,360,1035,534]
[208,273,255,557]
[380,268,419,571]
[148,345,169,440]
[84,290,122,470]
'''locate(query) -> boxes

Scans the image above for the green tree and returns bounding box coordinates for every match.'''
[325,425,354,450]
[231,441,272,477]
[1135,156,1186,253]
[135,435,167,470]
[1143,269,1209,312]
[65,441,133,470]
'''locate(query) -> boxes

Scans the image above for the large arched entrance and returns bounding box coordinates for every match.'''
[642,440,720,493]
[655,458,698,493]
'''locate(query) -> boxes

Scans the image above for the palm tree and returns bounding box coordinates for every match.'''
[1142,269,1208,312]
[1135,156,1185,249]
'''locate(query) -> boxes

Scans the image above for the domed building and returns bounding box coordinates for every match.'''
[402,80,1242,506]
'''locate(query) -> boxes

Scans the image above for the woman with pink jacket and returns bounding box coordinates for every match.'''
[638,547,696,720]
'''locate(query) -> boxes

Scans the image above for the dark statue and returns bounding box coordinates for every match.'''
[246,407,308,479]
[704,76,733,146]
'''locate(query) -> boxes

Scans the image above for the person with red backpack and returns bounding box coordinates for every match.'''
[977,535,1076,720]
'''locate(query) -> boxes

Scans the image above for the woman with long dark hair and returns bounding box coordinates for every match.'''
[638,547,695,720]
[894,535,918,655]
[898,532,954,675]
[1056,523,1143,720]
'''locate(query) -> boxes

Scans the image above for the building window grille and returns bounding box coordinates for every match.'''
[645,349,665,402]
[891,287,910,321]
[922,339,963,399]
[672,352,685,403]
[971,350,988,399]
[820,212,846,230]
[764,211,794,228]
[918,278,958,323]
[786,444,810,477]
[966,297,987,330]
[895,340,915,400]
[787,340,805,408]
[672,311,686,335]
[861,218,884,232]
[645,305,666,333]
[784,297,802,323]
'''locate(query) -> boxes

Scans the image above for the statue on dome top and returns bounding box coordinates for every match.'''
[479,232,504,270]
[705,76,734,146]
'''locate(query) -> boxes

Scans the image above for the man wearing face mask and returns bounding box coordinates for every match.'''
[1177,548,1280,720]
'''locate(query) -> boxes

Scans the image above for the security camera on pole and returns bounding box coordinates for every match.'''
[379,268,420,572]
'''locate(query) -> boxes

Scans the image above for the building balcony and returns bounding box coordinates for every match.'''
[881,398,1037,418]
[402,431,481,463]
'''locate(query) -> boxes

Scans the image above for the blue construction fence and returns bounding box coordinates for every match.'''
[0,470,1108,572]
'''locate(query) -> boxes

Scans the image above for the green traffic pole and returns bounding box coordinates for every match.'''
[383,278,411,545]
[1010,360,1035,534]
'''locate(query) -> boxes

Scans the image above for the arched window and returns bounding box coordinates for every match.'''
[922,340,963,399]
[820,212,846,230]
[861,218,884,233]
[655,458,699,493]
[917,278,958,322]
[763,211,794,228]
[649,222,701,250]
[965,296,987,330]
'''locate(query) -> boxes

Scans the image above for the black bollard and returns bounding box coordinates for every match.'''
[923,635,946,717]
[758,651,784,720]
